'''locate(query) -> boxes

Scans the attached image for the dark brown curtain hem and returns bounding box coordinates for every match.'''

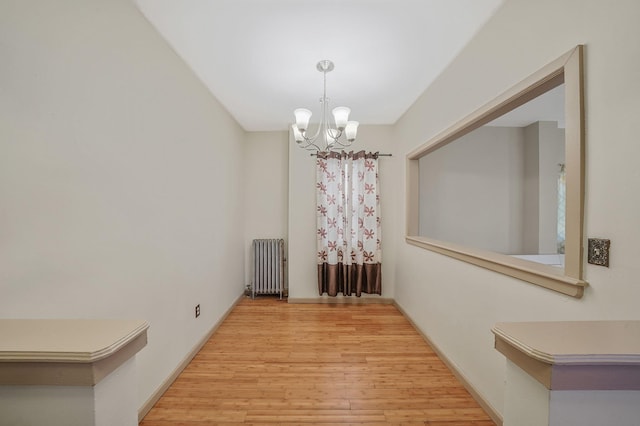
[317,262,382,297]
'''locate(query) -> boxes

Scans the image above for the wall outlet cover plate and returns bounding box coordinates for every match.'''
[588,238,610,267]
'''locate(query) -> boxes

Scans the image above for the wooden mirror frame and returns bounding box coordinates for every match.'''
[406,46,586,298]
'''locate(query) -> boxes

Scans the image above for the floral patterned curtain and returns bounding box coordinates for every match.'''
[316,150,382,296]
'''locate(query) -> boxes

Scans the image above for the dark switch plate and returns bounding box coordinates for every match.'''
[588,238,610,267]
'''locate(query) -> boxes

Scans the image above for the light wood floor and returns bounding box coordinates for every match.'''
[140,297,495,425]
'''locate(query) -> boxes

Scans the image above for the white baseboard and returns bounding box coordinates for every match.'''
[138,293,246,422]
[393,301,503,426]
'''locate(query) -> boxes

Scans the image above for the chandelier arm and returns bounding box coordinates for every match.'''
[302,126,321,144]
[299,106,321,143]
[297,138,321,151]
[331,138,352,149]
[321,70,343,150]
[300,76,326,144]
[300,138,322,151]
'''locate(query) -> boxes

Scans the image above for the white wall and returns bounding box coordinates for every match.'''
[394,0,640,417]
[288,125,400,299]
[0,0,246,408]
[243,131,289,287]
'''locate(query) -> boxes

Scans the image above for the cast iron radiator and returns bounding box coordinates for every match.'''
[251,239,285,299]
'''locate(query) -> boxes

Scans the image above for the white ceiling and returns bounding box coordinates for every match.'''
[134,0,504,132]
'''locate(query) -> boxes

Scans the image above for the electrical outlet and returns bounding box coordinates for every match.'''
[195,304,200,318]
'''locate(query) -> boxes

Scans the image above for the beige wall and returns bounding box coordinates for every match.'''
[537,122,565,254]
[522,122,541,253]
[0,0,246,408]
[287,125,400,299]
[418,125,525,254]
[522,121,565,254]
[394,0,640,416]
[4,0,640,421]
[243,131,289,287]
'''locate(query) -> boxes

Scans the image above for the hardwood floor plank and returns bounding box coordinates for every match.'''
[140,297,494,425]
[244,409,386,422]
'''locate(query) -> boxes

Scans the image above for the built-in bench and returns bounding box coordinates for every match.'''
[0,319,148,426]
[493,320,640,426]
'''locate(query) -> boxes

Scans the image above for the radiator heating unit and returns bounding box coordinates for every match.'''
[251,239,285,299]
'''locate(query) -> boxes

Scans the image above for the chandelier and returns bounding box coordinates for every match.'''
[292,60,359,152]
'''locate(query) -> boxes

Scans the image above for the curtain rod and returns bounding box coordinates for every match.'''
[309,153,392,157]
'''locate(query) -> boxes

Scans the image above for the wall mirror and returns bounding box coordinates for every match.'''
[406,46,586,298]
